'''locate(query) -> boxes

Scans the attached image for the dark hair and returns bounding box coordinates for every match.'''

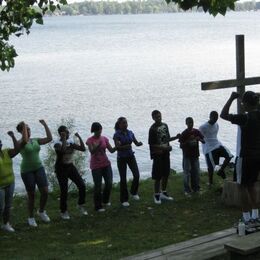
[242,91,259,107]
[91,122,102,133]
[151,110,161,118]
[210,111,218,118]
[185,117,193,123]
[16,122,24,133]
[58,125,67,135]
[114,117,126,131]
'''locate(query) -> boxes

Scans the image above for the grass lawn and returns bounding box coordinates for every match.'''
[0,172,240,260]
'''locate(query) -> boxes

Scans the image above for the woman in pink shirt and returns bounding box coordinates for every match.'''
[86,122,116,212]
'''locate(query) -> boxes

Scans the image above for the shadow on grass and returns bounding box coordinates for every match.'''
[0,171,240,259]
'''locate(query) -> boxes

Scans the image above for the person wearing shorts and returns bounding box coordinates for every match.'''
[17,120,52,227]
[199,111,233,185]
[221,91,260,225]
[148,110,180,204]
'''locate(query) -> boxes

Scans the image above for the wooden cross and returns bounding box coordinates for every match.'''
[201,35,260,113]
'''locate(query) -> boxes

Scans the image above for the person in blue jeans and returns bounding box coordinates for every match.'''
[0,128,25,232]
[179,117,204,196]
[113,117,143,207]
[86,122,116,212]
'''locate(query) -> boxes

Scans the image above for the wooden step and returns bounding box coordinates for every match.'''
[123,228,236,260]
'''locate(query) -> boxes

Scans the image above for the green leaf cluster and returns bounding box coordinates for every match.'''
[0,0,67,71]
[166,0,238,16]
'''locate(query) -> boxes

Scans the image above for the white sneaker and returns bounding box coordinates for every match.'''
[97,208,106,213]
[37,210,51,223]
[28,218,38,227]
[78,205,88,216]
[154,194,161,204]
[104,202,111,207]
[184,192,191,197]
[2,223,15,232]
[160,192,174,201]
[122,202,130,207]
[131,194,140,201]
[61,211,70,220]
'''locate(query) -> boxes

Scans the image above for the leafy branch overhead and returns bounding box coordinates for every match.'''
[0,0,238,71]
[166,0,238,16]
[0,0,67,71]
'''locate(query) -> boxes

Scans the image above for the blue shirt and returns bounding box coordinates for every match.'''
[113,130,135,158]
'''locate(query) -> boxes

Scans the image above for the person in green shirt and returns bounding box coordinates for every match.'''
[17,120,52,227]
[0,127,25,232]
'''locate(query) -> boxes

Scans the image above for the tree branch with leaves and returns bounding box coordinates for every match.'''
[166,0,238,16]
[0,0,67,71]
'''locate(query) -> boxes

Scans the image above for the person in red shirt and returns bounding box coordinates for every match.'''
[179,117,204,196]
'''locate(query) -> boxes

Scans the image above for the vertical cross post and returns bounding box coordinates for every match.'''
[236,35,245,114]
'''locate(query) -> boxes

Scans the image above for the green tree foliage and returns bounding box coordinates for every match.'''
[166,0,238,16]
[0,0,67,71]
[0,0,239,71]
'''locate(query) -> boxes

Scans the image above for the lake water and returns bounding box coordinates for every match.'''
[1,12,260,192]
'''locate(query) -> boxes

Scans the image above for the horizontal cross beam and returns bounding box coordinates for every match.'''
[201,76,260,91]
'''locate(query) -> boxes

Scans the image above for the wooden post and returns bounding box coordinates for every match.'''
[236,35,245,114]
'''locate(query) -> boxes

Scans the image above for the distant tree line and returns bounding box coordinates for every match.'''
[235,0,260,11]
[52,0,181,15]
[47,0,260,16]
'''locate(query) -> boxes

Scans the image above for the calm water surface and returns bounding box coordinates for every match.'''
[1,12,260,191]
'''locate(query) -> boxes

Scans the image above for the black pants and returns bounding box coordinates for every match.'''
[56,163,86,213]
[92,165,113,210]
[117,155,140,203]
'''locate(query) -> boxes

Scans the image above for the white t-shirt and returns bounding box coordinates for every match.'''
[54,138,75,164]
[53,138,75,148]
[199,122,222,155]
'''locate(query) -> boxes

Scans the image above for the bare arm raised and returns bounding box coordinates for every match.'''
[7,131,20,158]
[38,120,53,145]
[71,133,86,152]
[220,92,240,121]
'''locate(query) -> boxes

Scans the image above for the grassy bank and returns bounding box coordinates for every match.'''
[0,172,240,259]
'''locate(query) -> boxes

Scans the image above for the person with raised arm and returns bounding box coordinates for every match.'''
[0,127,26,232]
[86,122,116,212]
[114,117,142,207]
[220,91,260,227]
[54,125,87,220]
[17,120,52,227]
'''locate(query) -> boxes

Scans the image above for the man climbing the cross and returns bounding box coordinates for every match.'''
[199,111,233,186]
[221,91,260,225]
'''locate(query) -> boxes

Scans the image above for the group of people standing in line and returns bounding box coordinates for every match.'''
[0,90,260,232]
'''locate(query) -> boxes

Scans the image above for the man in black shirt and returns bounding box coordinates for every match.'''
[221,91,260,225]
[148,110,180,204]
